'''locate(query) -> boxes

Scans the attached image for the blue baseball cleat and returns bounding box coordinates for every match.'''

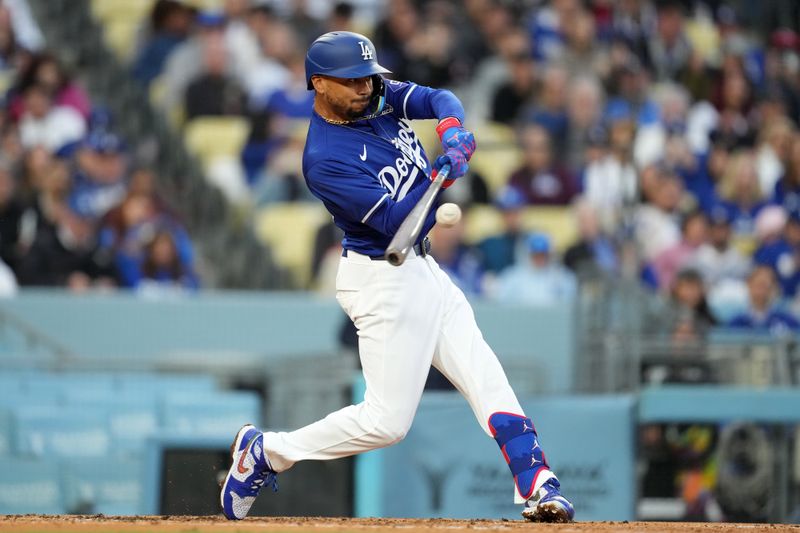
[220,424,278,520]
[521,478,574,522]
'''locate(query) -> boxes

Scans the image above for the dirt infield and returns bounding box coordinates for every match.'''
[1,516,798,533]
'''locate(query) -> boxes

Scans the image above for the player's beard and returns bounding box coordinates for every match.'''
[331,98,370,120]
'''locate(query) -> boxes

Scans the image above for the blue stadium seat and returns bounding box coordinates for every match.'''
[161,391,261,436]
[63,390,159,455]
[61,456,143,515]
[0,457,64,514]
[13,405,111,458]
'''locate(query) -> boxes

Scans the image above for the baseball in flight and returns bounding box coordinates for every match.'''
[436,203,462,227]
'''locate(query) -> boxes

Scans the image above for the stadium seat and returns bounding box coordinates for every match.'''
[463,204,504,245]
[160,391,262,436]
[254,202,331,288]
[184,117,250,168]
[520,206,577,253]
[61,456,143,515]
[102,18,141,62]
[468,122,522,194]
[0,457,64,514]
[13,405,111,458]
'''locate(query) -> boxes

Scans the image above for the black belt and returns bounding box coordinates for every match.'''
[343,237,430,260]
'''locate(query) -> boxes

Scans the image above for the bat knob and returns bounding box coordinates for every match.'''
[386,251,404,266]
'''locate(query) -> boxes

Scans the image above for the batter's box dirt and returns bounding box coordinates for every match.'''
[1,516,798,533]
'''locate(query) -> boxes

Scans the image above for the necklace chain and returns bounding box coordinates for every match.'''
[319,104,395,125]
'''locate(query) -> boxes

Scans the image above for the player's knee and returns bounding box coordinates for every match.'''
[371,420,410,446]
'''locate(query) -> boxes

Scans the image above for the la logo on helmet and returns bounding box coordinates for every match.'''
[358,41,373,60]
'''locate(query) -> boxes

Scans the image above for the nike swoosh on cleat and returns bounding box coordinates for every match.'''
[237,439,255,474]
[359,145,367,161]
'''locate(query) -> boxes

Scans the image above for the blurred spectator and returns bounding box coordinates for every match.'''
[372,0,418,77]
[652,210,708,291]
[18,84,86,151]
[489,47,535,124]
[688,205,750,290]
[564,75,605,174]
[752,208,800,298]
[770,132,800,214]
[762,28,800,124]
[184,32,246,120]
[507,124,578,206]
[326,2,355,33]
[641,83,694,169]
[134,229,199,292]
[100,191,195,289]
[605,58,660,129]
[755,116,794,196]
[680,130,734,212]
[9,52,91,121]
[221,0,263,78]
[727,265,800,332]
[527,0,581,62]
[159,11,236,115]
[0,159,22,270]
[477,186,527,275]
[68,131,127,221]
[521,64,569,150]
[582,103,638,231]
[668,268,718,342]
[261,53,313,119]
[253,125,313,204]
[492,232,577,305]
[286,0,324,47]
[0,3,25,73]
[466,24,531,121]
[240,110,285,186]
[716,150,766,235]
[16,155,113,288]
[244,14,293,107]
[2,0,43,52]
[712,70,755,149]
[646,0,692,82]
[132,0,195,86]
[611,0,657,66]
[635,165,683,262]
[561,7,609,79]
[429,214,484,297]
[563,197,619,277]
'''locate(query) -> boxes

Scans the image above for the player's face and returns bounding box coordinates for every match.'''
[314,75,373,121]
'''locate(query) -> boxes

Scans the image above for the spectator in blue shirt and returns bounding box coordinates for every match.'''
[728,265,800,333]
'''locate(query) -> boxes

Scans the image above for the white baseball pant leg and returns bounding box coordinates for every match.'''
[263,251,525,488]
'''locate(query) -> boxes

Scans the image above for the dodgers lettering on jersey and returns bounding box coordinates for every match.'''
[303,80,457,256]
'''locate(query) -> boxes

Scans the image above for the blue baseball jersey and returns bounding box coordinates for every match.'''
[303,80,462,257]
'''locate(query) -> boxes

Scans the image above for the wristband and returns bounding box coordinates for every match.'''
[436,117,462,141]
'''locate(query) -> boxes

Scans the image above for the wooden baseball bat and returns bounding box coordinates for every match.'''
[385,164,450,266]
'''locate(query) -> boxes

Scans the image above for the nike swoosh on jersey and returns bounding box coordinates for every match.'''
[359,145,367,161]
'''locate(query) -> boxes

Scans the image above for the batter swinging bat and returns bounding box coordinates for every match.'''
[385,164,451,266]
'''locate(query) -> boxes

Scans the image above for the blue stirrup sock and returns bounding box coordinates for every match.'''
[488,412,556,501]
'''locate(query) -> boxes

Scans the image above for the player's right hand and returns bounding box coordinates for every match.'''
[432,148,468,189]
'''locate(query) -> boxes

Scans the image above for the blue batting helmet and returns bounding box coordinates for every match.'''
[305,31,391,90]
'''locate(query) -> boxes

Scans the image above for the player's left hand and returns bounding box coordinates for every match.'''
[432,148,467,189]
[436,117,476,161]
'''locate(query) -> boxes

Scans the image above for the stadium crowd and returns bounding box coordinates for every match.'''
[3,0,800,334]
[0,0,200,295]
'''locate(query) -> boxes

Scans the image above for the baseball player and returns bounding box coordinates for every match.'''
[220,31,574,523]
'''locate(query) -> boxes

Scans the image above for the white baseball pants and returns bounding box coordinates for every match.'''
[263,248,527,499]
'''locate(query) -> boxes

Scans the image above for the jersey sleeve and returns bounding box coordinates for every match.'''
[383,80,465,123]
[306,158,433,237]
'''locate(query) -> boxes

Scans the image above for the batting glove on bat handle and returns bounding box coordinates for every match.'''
[436,117,476,161]
[432,149,467,189]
